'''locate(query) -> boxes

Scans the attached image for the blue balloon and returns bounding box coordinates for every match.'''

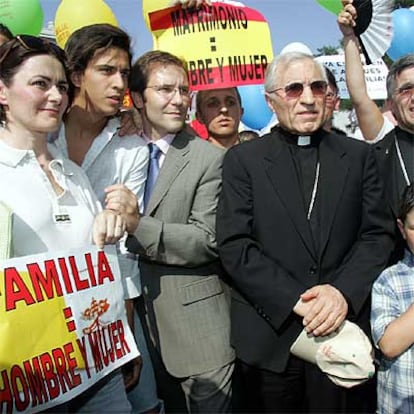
[238,84,273,130]
[387,9,414,61]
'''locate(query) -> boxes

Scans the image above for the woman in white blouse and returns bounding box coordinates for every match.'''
[0,35,134,412]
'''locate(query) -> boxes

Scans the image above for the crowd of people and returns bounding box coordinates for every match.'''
[2,0,414,412]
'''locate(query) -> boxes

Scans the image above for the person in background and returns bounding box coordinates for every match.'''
[239,130,259,143]
[337,0,395,142]
[339,0,414,263]
[196,87,244,149]
[53,24,162,413]
[0,24,13,46]
[371,184,414,414]
[0,34,132,411]
[323,66,345,135]
[216,51,394,413]
[126,50,234,413]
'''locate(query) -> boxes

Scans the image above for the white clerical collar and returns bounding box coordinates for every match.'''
[297,136,311,146]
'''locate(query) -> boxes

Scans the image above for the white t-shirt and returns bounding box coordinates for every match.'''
[0,140,101,257]
[352,115,395,143]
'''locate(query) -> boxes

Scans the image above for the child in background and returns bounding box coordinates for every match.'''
[371,183,414,414]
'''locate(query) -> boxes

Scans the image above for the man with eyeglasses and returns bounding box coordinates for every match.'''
[125,50,234,413]
[216,51,394,412]
[339,0,414,263]
[323,67,345,135]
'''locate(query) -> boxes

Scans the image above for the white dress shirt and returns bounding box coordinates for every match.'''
[143,133,175,169]
[54,118,149,298]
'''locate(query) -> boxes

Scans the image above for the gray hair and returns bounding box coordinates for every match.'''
[264,52,327,93]
[386,54,414,99]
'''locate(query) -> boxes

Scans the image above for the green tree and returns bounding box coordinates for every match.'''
[394,0,414,8]
[315,45,339,56]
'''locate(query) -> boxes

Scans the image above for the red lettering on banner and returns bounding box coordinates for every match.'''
[0,369,13,413]
[27,260,63,302]
[52,345,80,393]
[97,251,115,284]
[76,337,91,378]
[23,358,48,407]
[0,342,83,412]
[40,352,60,399]
[87,320,130,372]
[4,251,115,311]
[85,252,97,287]
[4,267,35,311]
[11,365,30,412]
[117,319,131,356]
[58,257,74,294]
[69,255,89,291]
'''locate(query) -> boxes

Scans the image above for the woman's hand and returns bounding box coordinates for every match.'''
[93,210,127,249]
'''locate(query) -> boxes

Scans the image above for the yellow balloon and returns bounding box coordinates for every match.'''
[55,0,118,48]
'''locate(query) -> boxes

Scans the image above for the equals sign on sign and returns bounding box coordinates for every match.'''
[210,37,216,52]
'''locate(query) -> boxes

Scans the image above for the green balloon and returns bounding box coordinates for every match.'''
[0,0,44,36]
[316,0,343,15]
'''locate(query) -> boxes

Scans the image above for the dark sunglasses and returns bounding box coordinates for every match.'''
[0,35,66,66]
[270,80,328,99]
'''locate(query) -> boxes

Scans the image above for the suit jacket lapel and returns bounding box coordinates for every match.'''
[264,137,317,260]
[318,137,348,258]
[375,130,405,217]
[146,132,190,215]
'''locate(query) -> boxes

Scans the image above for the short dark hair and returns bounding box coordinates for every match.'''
[325,66,338,94]
[0,24,13,41]
[129,50,188,95]
[239,130,259,142]
[386,54,414,99]
[0,36,69,123]
[65,24,132,75]
[399,184,414,223]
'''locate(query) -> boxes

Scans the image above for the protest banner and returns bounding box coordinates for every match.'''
[148,2,273,90]
[316,54,389,100]
[0,245,139,413]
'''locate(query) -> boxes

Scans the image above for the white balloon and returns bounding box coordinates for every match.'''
[280,42,313,56]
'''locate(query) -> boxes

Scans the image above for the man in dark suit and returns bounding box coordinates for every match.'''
[216,52,394,413]
[126,50,234,413]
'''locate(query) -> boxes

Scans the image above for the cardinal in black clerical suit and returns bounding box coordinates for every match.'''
[216,52,394,413]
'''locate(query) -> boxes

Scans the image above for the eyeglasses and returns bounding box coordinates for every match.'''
[146,84,191,100]
[269,80,328,99]
[0,35,66,66]
[394,84,414,99]
[326,92,338,100]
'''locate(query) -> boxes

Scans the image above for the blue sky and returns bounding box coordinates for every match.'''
[40,0,343,59]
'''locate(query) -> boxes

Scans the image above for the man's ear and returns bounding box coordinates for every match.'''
[130,91,144,110]
[397,218,407,240]
[70,71,83,88]
[0,80,8,106]
[265,93,275,113]
[334,97,340,112]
